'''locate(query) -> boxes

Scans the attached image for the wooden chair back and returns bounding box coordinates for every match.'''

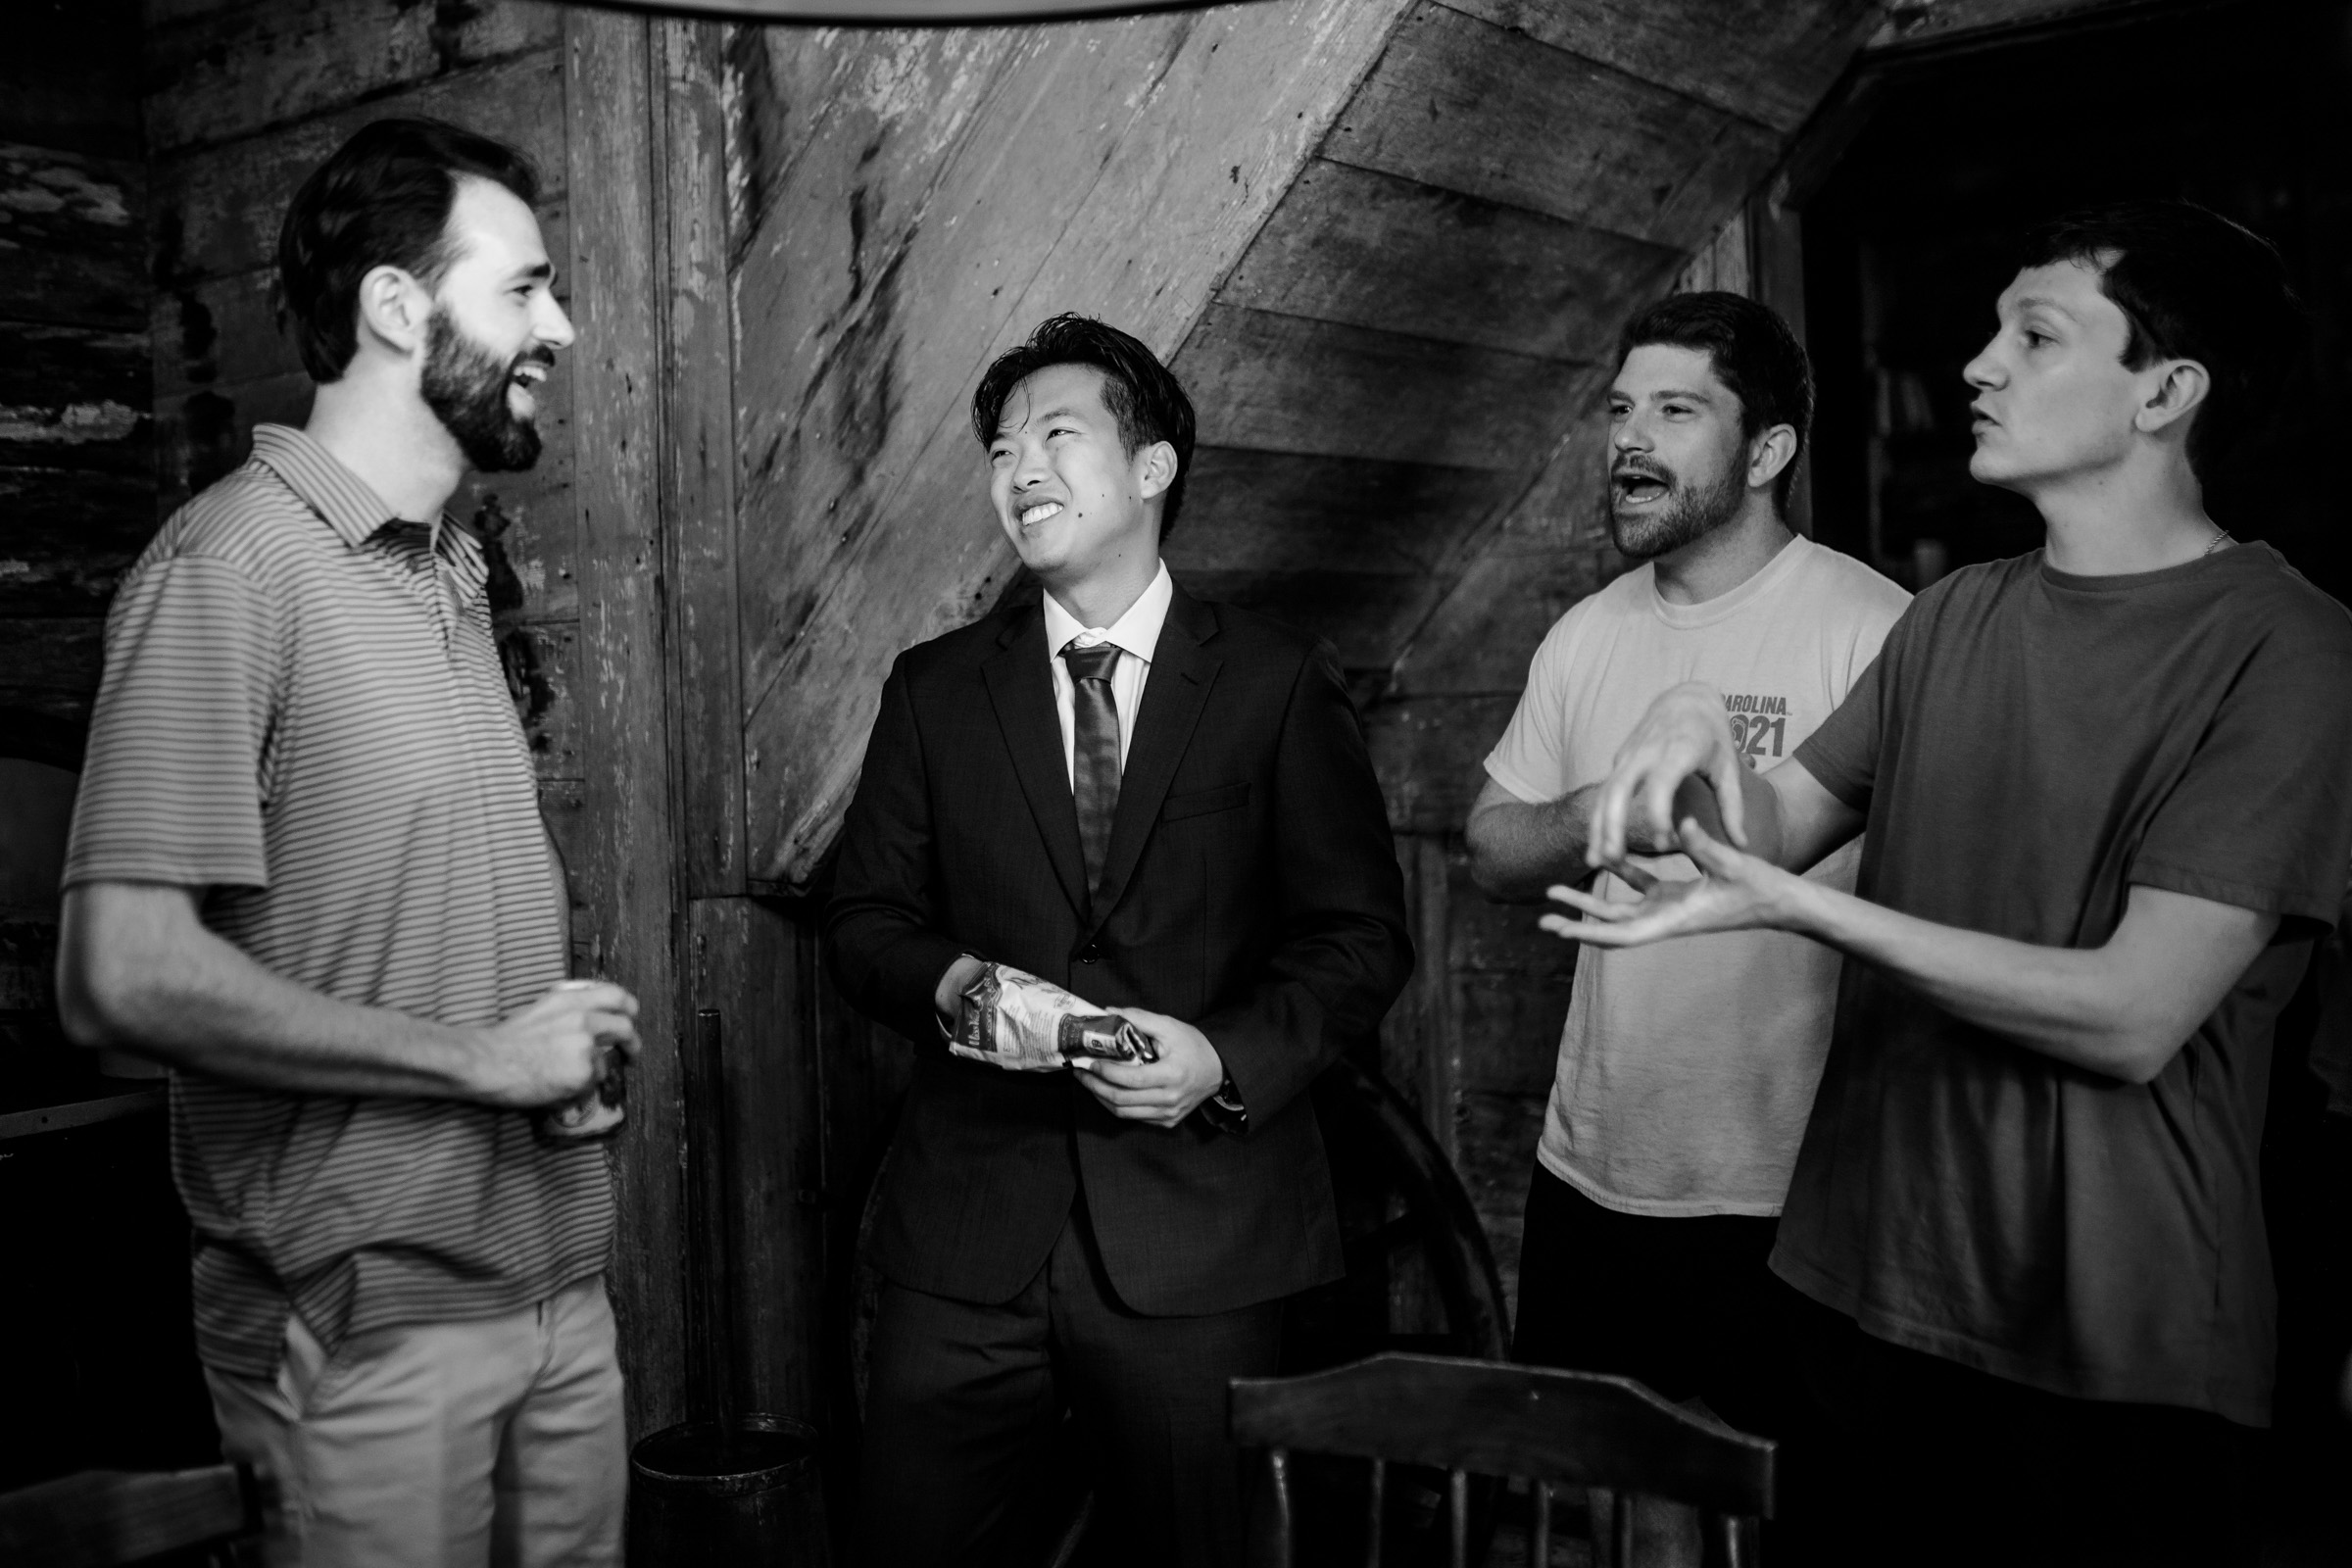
[1230,1352,1775,1568]
[0,1464,265,1567]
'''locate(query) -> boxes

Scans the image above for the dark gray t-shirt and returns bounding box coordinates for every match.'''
[1780,542,2352,1427]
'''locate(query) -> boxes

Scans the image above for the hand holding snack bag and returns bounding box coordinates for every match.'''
[950,962,1158,1072]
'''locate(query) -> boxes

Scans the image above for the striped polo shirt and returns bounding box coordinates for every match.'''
[64,424,612,1380]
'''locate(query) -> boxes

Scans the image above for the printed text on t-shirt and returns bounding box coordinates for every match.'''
[1724,693,1788,767]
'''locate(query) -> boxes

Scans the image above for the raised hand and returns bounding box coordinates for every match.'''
[1588,681,1747,869]
[1074,1006,1228,1129]
[474,979,641,1108]
[1543,816,1798,950]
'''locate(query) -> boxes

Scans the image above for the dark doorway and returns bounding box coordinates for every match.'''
[1801,0,2352,605]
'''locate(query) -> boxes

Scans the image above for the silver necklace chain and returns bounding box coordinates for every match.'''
[2203,526,2232,557]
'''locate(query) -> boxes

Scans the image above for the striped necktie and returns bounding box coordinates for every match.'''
[1060,640,1122,897]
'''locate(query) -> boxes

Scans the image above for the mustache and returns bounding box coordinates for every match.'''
[512,345,557,372]
[1611,460,1674,486]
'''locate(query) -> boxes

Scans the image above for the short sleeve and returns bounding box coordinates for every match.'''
[64,556,280,892]
[1793,646,1887,811]
[1483,617,1579,805]
[2132,607,2352,931]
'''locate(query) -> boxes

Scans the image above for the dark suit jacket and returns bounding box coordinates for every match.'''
[827,581,1412,1315]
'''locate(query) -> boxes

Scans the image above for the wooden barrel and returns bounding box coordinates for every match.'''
[626,1414,829,1565]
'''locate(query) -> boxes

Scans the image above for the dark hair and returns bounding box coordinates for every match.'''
[971,315,1198,537]
[275,118,541,383]
[1616,291,1814,511]
[2016,200,2302,483]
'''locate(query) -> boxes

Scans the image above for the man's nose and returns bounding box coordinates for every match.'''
[537,295,577,352]
[1961,341,2000,389]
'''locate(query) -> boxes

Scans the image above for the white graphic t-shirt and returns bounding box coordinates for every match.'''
[1486,535,1910,1216]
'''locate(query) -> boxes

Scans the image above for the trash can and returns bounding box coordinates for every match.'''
[627,1413,829,1565]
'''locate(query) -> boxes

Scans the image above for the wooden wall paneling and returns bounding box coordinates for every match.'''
[1324,2,1783,255]
[0,617,106,731]
[0,322,156,617]
[1178,306,1588,471]
[1167,448,1514,580]
[1365,694,1520,837]
[659,18,747,897]
[1169,569,1445,675]
[1217,160,1686,362]
[142,0,566,156]
[687,896,822,1421]
[731,0,1417,892]
[0,144,148,329]
[562,4,689,1438]
[1435,0,1883,134]
[152,50,566,286]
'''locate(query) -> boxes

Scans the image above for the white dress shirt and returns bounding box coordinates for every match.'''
[1041,560,1172,788]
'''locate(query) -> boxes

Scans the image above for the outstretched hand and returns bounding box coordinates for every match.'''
[1588,682,1749,869]
[1542,816,1800,950]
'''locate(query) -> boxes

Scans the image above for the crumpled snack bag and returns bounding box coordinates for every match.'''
[950,962,1158,1072]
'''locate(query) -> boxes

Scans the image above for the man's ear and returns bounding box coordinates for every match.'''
[1746,424,1798,492]
[2134,358,2211,438]
[1135,440,1179,501]
[355,264,429,358]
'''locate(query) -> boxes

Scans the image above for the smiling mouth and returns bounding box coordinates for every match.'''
[509,361,550,405]
[1018,500,1063,528]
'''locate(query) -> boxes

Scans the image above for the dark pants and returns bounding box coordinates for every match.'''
[1783,1285,2264,1568]
[1513,1164,1797,1439]
[858,1200,1284,1568]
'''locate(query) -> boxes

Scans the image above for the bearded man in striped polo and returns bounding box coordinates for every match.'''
[57,119,638,1567]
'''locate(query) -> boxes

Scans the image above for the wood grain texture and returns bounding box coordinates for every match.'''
[687,896,824,1421]
[1365,694,1519,835]
[1,0,142,159]
[1436,0,1881,133]
[563,5,688,1440]
[1324,2,1783,253]
[151,49,565,287]
[731,0,1417,892]
[1178,305,1590,471]
[1166,447,1518,579]
[1170,567,1443,673]
[0,143,148,329]
[1220,159,1685,360]
[0,616,106,728]
[659,20,747,899]
[143,0,565,155]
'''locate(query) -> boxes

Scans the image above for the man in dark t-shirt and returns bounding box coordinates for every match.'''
[1545,202,2352,1565]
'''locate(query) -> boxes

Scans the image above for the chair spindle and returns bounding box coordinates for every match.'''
[1532,1479,1554,1567]
[1364,1457,1385,1568]
[1268,1446,1294,1568]
[1447,1468,1469,1568]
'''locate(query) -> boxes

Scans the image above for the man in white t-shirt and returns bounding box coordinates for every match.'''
[1466,293,1908,1459]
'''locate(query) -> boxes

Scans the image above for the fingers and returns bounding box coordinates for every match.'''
[1072,1066,1190,1127]
[1544,885,1633,921]
[1537,911,1640,947]
[549,980,638,1016]
[1676,816,1742,876]
[1710,754,1749,850]
[1076,1055,1173,1089]
[580,1009,642,1057]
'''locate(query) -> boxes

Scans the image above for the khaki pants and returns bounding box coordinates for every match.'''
[206,1276,626,1568]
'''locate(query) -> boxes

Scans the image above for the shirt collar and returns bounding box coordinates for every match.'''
[1043,560,1173,664]
[248,423,487,601]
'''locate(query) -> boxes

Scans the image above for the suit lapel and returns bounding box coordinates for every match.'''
[981,607,1091,919]
[1084,584,1221,941]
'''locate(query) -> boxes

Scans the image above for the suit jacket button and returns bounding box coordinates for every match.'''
[1076,944,1101,964]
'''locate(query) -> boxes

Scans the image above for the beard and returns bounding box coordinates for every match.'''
[420,308,546,473]
[1606,454,1745,560]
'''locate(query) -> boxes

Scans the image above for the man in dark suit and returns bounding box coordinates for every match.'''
[829,315,1412,1566]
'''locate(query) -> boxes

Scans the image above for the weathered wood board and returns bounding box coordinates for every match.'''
[729,0,1421,891]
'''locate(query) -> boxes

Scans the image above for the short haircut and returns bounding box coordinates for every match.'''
[2017,200,2303,484]
[971,315,1198,537]
[275,118,541,383]
[1616,290,1814,512]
